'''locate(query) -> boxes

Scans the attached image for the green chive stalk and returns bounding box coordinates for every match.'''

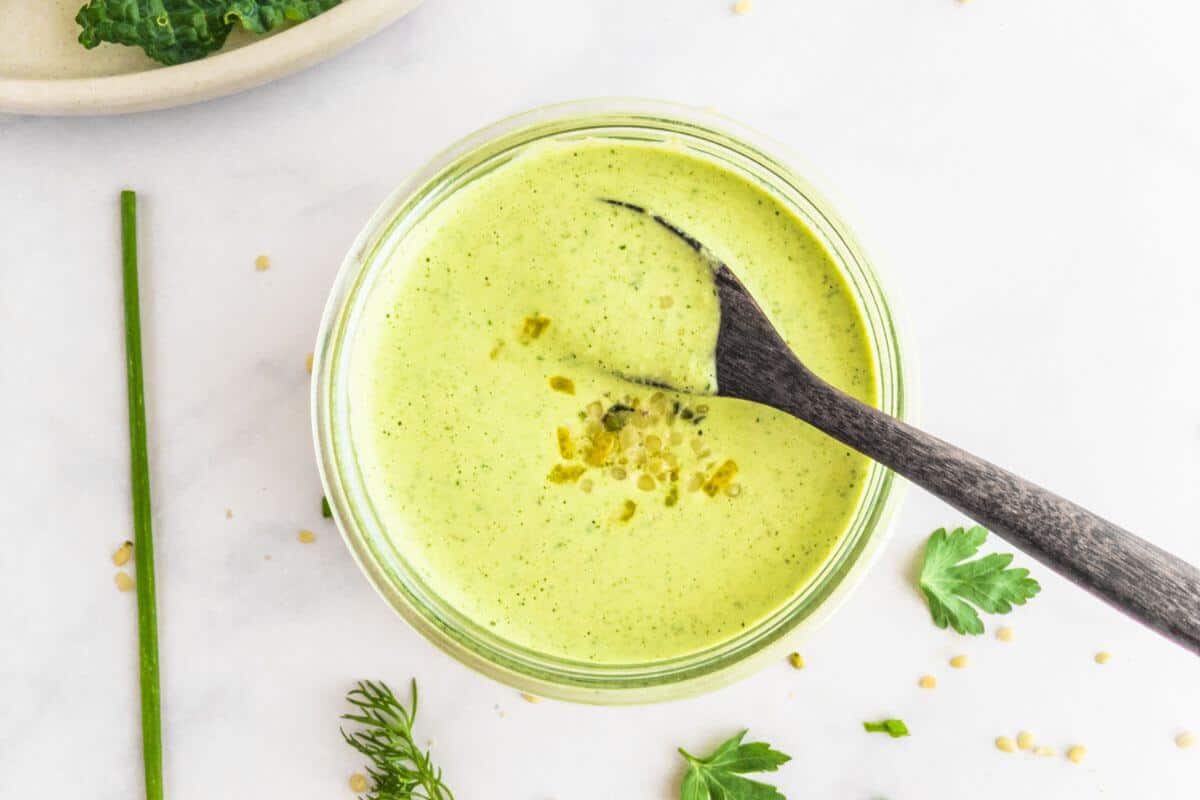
[121,190,164,800]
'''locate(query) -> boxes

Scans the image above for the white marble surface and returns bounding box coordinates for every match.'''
[3,1,1199,797]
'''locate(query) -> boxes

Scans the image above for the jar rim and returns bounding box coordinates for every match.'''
[312,99,912,704]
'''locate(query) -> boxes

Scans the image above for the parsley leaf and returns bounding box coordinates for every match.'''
[678,730,791,800]
[918,525,1041,635]
[863,719,909,738]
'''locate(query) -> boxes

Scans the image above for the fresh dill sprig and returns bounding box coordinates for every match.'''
[341,680,454,800]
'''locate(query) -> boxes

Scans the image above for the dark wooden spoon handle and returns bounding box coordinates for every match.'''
[712,260,1200,651]
[774,361,1200,653]
[645,207,1200,652]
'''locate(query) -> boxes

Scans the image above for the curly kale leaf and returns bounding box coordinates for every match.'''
[77,1,233,66]
[224,0,343,34]
[76,0,342,66]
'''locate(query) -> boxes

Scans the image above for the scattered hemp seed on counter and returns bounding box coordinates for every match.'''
[1094,650,1112,665]
[297,530,316,544]
[863,719,909,738]
[1017,730,1036,751]
[996,626,1015,643]
[225,508,233,519]
[254,254,271,271]
[112,540,133,566]
[787,652,805,669]
[1176,731,1196,749]
[305,352,314,373]
[733,0,753,14]
[520,693,540,704]
[918,675,937,689]
[1067,745,1087,764]
[949,654,969,669]
[348,773,368,793]
[995,736,1016,753]
[115,572,135,592]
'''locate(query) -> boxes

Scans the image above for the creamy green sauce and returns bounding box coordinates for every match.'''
[351,139,877,663]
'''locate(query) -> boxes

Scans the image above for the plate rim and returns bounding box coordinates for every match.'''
[0,0,423,116]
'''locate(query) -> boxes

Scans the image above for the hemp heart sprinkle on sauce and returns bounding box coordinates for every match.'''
[545,388,743,517]
[548,375,576,395]
[519,314,550,343]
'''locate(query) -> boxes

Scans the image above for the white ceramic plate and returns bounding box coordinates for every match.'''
[0,0,423,115]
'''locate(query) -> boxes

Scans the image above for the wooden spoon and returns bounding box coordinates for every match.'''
[607,200,1200,654]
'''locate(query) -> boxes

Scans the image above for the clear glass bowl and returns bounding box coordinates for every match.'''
[312,99,910,704]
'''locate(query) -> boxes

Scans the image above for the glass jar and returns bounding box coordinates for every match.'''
[313,99,910,704]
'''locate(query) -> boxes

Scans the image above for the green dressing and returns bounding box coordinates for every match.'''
[351,139,877,663]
